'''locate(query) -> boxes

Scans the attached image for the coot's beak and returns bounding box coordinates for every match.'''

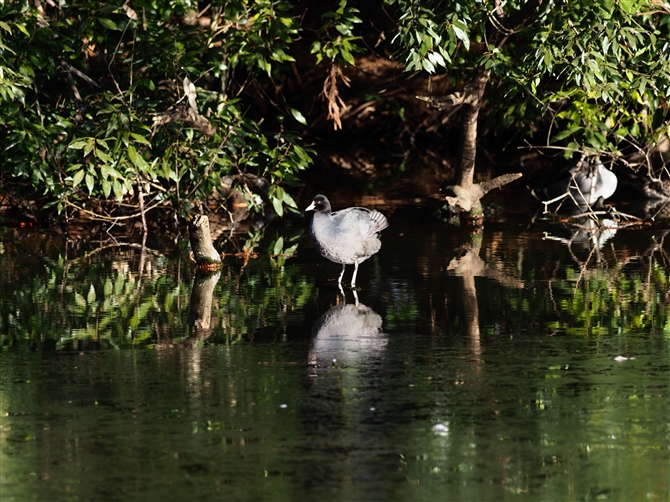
[305,201,316,212]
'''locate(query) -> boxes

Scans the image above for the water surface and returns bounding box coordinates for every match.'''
[1,208,668,501]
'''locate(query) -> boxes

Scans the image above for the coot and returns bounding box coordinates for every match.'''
[305,194,388,287]
[535,159,618,206]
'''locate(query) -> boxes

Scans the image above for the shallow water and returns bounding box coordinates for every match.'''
[1,207,669,501]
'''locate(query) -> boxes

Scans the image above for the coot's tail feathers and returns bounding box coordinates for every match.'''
[368,210,389,235]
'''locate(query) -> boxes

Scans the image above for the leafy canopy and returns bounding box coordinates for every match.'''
[386,0,670,160]
[0,0,312,221]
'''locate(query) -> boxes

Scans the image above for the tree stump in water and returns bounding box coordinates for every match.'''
[188,214,222,269]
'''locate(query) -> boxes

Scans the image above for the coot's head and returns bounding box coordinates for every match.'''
[305,194,331,213]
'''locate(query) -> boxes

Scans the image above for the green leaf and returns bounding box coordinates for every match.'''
[98,18,120,30]
[85,173,95,194]
[130,133,151,145]
[289,108,307,125]
[95,149,113,164]
[69,139,89,150]
[112,179,124,201]
[16,24,30,37]
[282,191,298,208]
[421,58,435,73]
[273,237,284,256]
[127,144,137,166]
[72,170,85,188]
[552,126,582,142]
[428,51,445,68]
[451,22,470,51]
[619,0,639,14]
[271,196,284,217]
[630,122,640,137]
[341,48,356,66]
[102,179,111,198]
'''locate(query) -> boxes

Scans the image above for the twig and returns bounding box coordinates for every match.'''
[138,183,148,234]
[183,130,232,204]
[107,20,132,104]
[64,197,165,222]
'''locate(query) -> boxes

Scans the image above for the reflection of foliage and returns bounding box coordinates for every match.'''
[546,260,670,335]
[0,232,313,349]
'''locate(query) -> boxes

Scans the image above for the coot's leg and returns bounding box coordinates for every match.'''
[338,264,346,285]
[350,261,359,288]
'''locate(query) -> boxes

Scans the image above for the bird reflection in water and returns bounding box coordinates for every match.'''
[308,288,387,369]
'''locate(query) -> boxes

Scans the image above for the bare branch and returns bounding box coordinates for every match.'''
[479,173,524,193]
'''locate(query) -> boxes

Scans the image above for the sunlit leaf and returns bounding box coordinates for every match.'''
[272,196,283,217]
[451,21,470,51]
[113,180,124,201]
[98,18,120,30]
[85,173,95,194]
[72,169,85,188]
[273,237,284,256]
[102,179,111,198]
[69,139,89,150]
[290,108,307,125]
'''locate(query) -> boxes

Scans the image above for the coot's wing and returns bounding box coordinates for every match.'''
[332,207,388,239]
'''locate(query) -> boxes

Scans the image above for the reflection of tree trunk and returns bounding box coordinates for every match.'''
[189,269,221,338]
[459,273,481,362]
[448,228,526,362]
[448,229,484,363]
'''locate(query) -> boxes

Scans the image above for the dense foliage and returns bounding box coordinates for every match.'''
[1,0,668,225]
[386,0,670,164]
[0,0,315,224]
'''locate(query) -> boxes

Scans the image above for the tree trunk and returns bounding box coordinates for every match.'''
[457,68,491,190]
[434,64,522,219]
[419,0,546,220]
[188,214,222,268]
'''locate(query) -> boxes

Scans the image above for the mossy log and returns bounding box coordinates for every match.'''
[188,214,222,269]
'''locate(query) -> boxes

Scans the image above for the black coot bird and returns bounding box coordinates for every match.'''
[305,194,389,287]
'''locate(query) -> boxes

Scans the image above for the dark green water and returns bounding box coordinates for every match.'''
[1,208,669,501]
